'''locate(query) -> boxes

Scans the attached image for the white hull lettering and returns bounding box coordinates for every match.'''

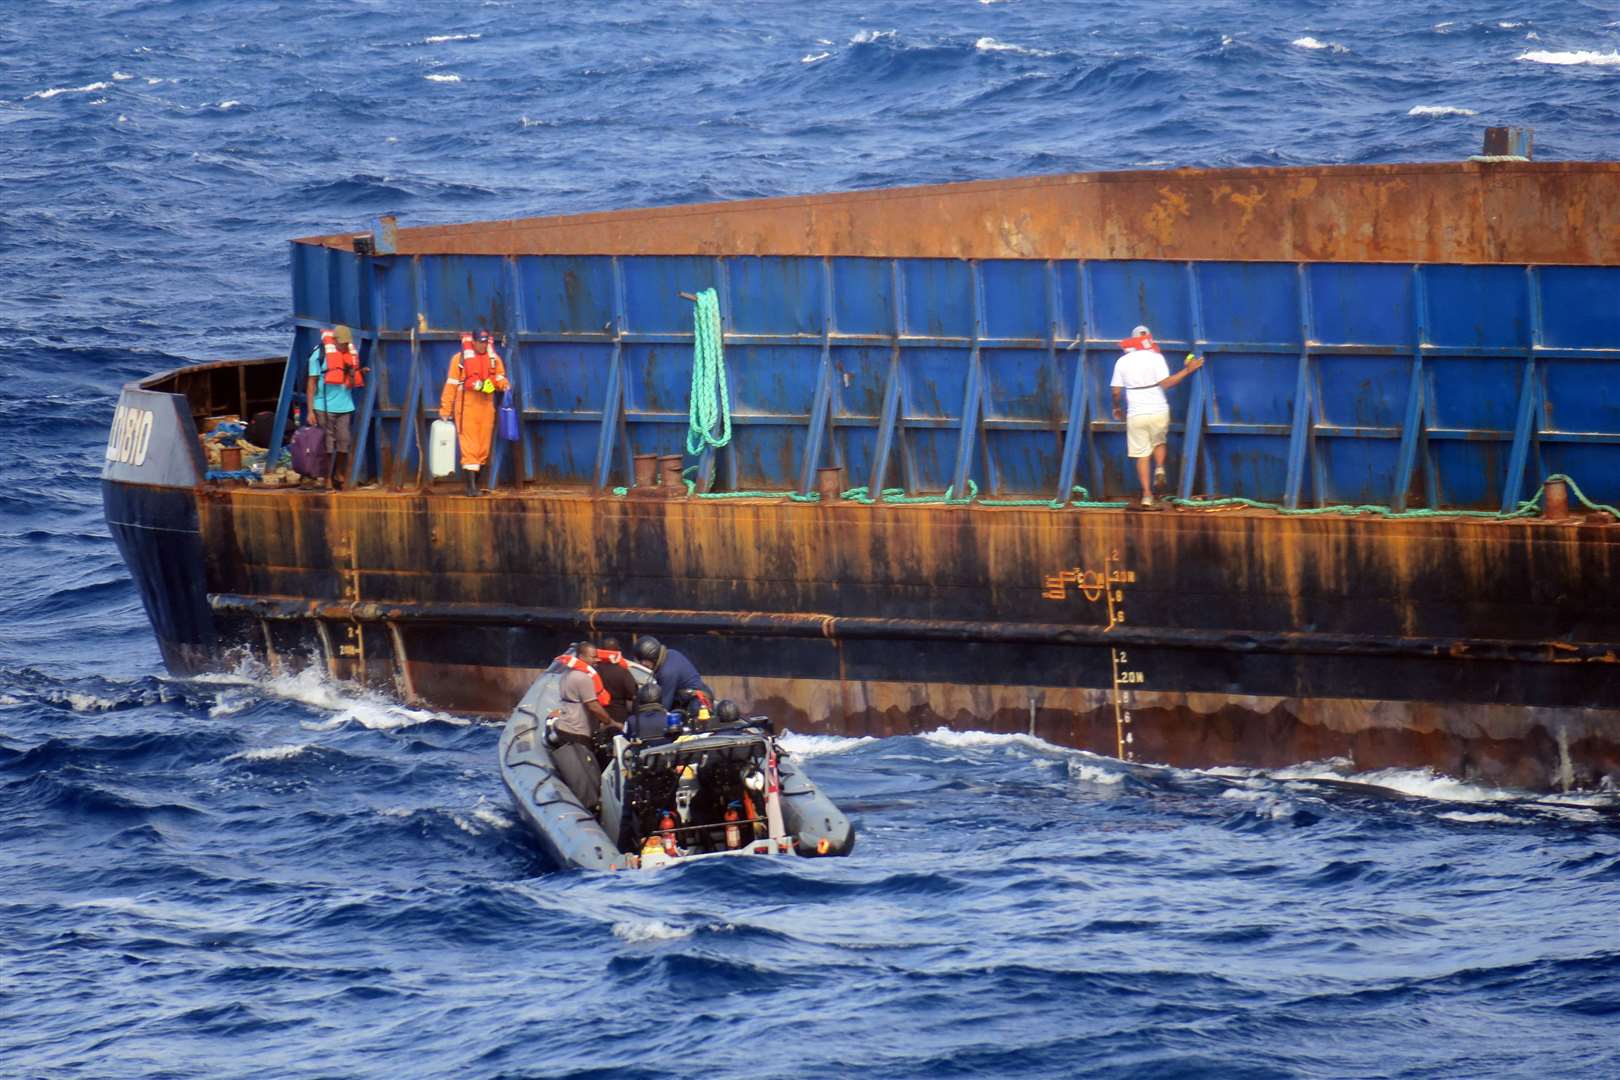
[106,405,155,467]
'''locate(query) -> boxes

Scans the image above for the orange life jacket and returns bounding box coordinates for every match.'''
[556,654,611,707]
[596,648,630,669]
[321,330,365,387]
[457,334,501,385]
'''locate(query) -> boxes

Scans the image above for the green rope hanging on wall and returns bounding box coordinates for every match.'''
[685,288,732,456]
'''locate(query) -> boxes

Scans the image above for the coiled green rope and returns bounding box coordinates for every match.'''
[685,288,732,456]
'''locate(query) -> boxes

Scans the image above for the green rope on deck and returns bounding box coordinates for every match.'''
[1164,473,1619,520]
[685,288,732,456]
[604,473,1615,519]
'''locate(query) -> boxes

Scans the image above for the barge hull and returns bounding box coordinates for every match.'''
[103,480,1620,791]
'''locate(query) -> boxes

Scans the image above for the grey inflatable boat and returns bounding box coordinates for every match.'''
[498,661,856,871]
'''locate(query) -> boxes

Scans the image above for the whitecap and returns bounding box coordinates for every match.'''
[208,692,250,718]
[449,813,482,836]
[1068,760,1124,786]
[116,114,129,123]
[1291,36,1347,54]
[89,98,108,105]
[1437,810,1524,825]
[1221,787,1296,818]
[146,77,163,85]
[60,691,119,712]
[424,73,463,83]
[217,100,241,110]
[0,693,24,706]
[1518,49,1620,66]
[224,743,311,763]
[111,71,133,81]
[1321,766,1512,803]
[27,81,110,100]
[974,37,1052,57]
[850,29,896,45]
[1408,105,1477,117]
[918,727,1062,754]
[612,920,692,943]
[1433,21,1455,32]
[1220,34,1235,47]
[471,805,514,830]
[776,732,875,758]
[424,33,481,44]
[1498,22,1522,29]
[801,52,831,65]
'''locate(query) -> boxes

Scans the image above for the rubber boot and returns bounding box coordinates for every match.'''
[463,469,477,497]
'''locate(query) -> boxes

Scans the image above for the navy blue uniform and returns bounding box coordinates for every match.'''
[656,647,712,711]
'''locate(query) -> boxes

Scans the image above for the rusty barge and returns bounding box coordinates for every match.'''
[103,155,1620,791]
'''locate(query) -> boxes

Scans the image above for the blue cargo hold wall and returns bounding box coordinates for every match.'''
[286,243,1620,510]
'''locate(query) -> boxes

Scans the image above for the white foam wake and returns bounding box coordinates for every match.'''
[27,81,110,100]
[224,743,312,763]
[612,919,693,943]
[1518,49,1620,66]
[1408,104,1477,117]
[1292,36,1348,53]
[777,732,875,759]
[185,664,468,731]
[974,37,1054,58]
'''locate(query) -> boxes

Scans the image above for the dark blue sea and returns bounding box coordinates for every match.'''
[4,2,1620,1076]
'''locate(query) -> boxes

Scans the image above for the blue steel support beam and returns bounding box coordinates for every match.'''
[1053,261,1092,502]
[265,336,303,482]
[950,263,987,498]
[796,258,837,495]
[1177,262,1211,500]
[390,328,422,490]
[592,257,629,490]
[347,252,383,488]
[1500,266,1545,512]
[412,255,435,487]
[867,261,906,494]
[1392,266,1430,511]
[1283,264,1316,509]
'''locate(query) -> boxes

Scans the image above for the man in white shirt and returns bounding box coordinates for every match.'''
[1110,326,1203,507]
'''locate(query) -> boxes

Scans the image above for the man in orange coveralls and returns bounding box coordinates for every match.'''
[438,329,509,497]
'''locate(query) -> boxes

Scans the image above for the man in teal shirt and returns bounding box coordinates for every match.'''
[305,324,361,489]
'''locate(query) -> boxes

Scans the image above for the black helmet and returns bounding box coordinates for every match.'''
[633,636,663,666]
[716,700,740,724]
[634,680,663,709]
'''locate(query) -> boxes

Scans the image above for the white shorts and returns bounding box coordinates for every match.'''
[1126,411,1169,458]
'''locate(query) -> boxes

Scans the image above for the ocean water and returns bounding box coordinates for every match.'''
[3,1,1619,1076]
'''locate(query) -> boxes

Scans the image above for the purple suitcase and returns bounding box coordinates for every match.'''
[290,424,330,478]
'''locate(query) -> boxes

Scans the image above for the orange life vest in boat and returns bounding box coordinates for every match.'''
[596,648,630,669]
[556,654,611,707]
[457,334,501,386]
[321,330,365,387]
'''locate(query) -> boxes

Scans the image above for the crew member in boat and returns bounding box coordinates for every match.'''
[592,636,639,732]
[305,324,365,490]
[438,329,509,497]
[625,679,670,740]
[632,636,713,711]
[554,642,620,753]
